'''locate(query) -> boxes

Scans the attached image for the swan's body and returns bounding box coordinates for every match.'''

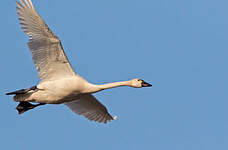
[7,0,152,123]
[13,76,134,104]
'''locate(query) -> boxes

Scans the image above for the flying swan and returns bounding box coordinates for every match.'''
[6,0,152,123]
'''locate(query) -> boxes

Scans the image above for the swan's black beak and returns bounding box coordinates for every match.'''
[141,81,152,87]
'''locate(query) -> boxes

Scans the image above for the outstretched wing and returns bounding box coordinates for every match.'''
[65,94,117,123]
[16,0,76,81]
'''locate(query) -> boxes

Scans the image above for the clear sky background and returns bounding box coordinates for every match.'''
[0,0,228,149]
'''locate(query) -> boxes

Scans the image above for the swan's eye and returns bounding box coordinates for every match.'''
[138,79,143,83]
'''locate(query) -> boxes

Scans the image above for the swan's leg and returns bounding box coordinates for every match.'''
[6,86,37,95]
[16,101,46,114]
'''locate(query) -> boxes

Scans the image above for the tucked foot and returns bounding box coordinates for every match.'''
[16,102,45,114]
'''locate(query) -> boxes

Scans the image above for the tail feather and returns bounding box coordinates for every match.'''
[6,86,37,95]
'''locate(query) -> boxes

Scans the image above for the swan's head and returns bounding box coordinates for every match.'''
[131,78,152,88]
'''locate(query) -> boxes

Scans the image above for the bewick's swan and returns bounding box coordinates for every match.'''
[6,0,152,123]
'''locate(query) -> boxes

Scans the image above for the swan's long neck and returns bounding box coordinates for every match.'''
[85,80,132,93]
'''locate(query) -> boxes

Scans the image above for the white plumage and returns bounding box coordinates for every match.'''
[7,0,152,123]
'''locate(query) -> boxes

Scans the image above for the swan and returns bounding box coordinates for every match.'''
[6,0,152,123]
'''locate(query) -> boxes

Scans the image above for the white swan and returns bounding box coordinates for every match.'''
[6,0,152,123]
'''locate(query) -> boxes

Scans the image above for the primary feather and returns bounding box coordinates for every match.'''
[16,0,75,81]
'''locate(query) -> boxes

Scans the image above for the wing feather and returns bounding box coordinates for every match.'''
[65,94,116,123]
[16,0,75,81]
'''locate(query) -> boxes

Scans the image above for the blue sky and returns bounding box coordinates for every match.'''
[1,0,228,149]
